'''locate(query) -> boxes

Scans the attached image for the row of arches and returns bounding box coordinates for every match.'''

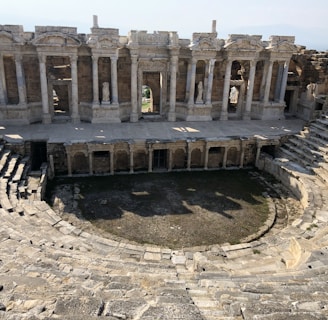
[68,145,247,175]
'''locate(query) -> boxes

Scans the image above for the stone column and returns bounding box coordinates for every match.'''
[205,59,215,105]
[259,60,269,101]
[88,152,93,175]
[14,54,27,105]
[239,141,246,168]
[168,55,178,121]
[255,144,262,167]
[109,145,114,175]
[92,55,99,106]
[0,54,7,105]
[38,54,51,124]
[187,58,197,106]
[70,55,80,123]
[263,60,274,103]
[244,60,257,120]
[222,147,228,168]
[187,142,192,170]
[274,62,284,101]
[204,144,209,170]
[279,61,290,103]
[168,149,173,172]
[148,145,153,173]
[67,153,72,176]
[221,59,232,120]
[129,144,134,173]
[185,61,192,102]
[110,56,119,104]
[130,55,138,122]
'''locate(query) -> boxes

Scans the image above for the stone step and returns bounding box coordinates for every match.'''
[0,150,11,174]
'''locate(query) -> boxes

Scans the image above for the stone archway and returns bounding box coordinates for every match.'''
[142,72,160,115]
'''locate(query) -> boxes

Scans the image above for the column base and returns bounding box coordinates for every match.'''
[130,112,139,123]
[71,114,80,124]
[168,111,176,122]
[220,110,228,121]
[42,113,52,124]
[242,112,251,120]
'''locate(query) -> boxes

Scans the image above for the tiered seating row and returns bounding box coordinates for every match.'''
[1,121,328,320]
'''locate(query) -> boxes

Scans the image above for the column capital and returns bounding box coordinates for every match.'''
[170,55,179,64]
[110,55,118,61]
[131,54,138,63]
[209,58,216,66]
[92,55,99,62]
[14,53,23,62]
[191,57,198,64]
[69,54,78,63]
[38,53,47,64]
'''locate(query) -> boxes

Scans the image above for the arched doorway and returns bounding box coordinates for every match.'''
[142,85,154,113]
[142,72,160,116]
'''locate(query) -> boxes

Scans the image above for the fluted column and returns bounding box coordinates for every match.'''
[38,54,51,124]
[92,55,99,106]
[279,61,290,103]
[168,55,178,121]
[111,56,119,104]
[130,55,138,122]
[205,59,215,105]
[70,55,80,123]
[0,54,7,104]
[14,54,27,105]
[259,60,269,101]
[263,60,274,103]
[244,60,257,120]
[221,59,232,120]
[187,58,197,106]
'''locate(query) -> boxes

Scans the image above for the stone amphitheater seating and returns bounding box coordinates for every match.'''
[0,118,328,319]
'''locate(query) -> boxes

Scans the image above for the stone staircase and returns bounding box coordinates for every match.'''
[1,115,328,319]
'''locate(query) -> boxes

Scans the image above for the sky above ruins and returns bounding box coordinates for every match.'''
[1,0,327,50]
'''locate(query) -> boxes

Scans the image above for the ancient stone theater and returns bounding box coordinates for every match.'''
[0,17,328,319]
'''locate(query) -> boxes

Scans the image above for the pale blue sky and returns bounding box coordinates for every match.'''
[1,0,327,50]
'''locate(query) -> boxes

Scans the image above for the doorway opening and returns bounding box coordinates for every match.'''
[52,84,70,117]
[142,72,161,116]
[30,141,47,171]
[153,149,167,170]
[142,85,154,113]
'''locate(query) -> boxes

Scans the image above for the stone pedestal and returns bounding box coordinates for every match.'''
[91,103,121,123]
[185,105,212,121]
[252,102,286,120]
[168,111,176,122]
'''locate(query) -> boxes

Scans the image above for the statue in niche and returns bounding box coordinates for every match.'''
[229,86,239,104]
[102,82,110,103]
[196,81,204,104]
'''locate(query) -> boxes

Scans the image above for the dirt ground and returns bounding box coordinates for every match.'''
[48,170,274,249]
